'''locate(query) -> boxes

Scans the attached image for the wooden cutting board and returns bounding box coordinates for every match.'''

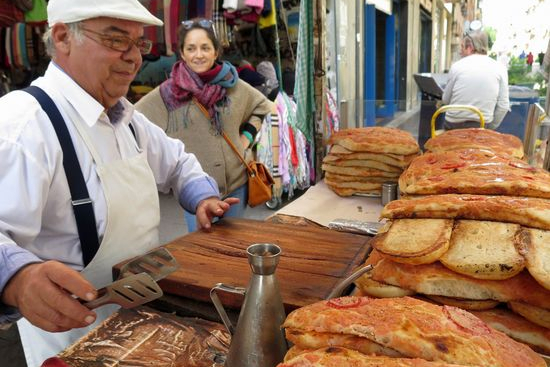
[116,218,371,312]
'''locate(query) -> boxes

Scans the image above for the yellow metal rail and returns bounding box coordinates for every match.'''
[431,104,485,138]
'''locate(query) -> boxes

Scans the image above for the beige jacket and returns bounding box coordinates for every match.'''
[135,80,274,198]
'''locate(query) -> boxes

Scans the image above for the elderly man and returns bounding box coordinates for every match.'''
[0,0,238,365]
[442,30,510,130]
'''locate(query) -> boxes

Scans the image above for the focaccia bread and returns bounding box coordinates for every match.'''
[399,149,550,198]
[285,329,402,357]
[278,347,472,367]
[328,127,420,155]
[472,307,550,355]
[322,163,401,178]
[425,295,500,311]
[380,194,550,231]
[439,220,525,280]
[517,227,550,290]
[322,155,403,173]
[371,219,453,265]
[326,147,418,168]
[370,258,550,310]
[508,301,550,329]
[282,296,545,367]
[424,128,524,159]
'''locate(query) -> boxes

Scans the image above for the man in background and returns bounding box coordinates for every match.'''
[442,30,510,130]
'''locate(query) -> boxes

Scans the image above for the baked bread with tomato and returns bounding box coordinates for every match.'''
[281,296,546,367]
[424,128,524,159]
[399,149,550,198]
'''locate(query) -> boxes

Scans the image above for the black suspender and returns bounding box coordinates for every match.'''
[23,86,100,266]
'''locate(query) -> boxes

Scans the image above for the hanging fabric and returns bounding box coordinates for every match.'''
[24,0,47,24]
[213,0,230,48]
[163,0,174,55]
[293,0,315,144]
[0,1,24,28]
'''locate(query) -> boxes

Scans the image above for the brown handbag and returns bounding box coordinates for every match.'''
[222,131,275,207]
[192,97,274,207]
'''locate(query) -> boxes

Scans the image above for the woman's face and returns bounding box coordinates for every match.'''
[181,28,218,74]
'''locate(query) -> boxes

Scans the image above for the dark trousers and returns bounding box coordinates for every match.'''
[0,324,27,367]
[444,120,483,130]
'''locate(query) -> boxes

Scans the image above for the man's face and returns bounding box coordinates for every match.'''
[56,17,144,108]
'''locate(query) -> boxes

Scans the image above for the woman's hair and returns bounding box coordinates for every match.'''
[42,22,85,58]
[463,30,489,55]
[178,18,221,58]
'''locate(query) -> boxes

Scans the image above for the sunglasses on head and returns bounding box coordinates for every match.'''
[181,19,213,30]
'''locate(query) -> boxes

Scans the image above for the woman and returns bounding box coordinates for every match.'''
[136,18,274,232]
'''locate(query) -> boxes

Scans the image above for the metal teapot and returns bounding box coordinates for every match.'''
[210,243,288,367]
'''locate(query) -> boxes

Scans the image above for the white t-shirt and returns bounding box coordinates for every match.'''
[442,54,510,127]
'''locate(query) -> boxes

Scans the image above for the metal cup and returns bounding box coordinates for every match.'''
[381,181,398,206]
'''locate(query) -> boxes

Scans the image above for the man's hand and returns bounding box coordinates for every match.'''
[1,261,98,332]
[195,197,240,230]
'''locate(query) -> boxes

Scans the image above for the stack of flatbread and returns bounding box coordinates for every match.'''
[322,127,420,196]
[277,296,546,367]
[354,129,550,356]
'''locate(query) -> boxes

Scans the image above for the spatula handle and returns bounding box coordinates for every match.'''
[81,287,110,309]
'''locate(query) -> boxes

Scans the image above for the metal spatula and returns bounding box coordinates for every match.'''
[82,272,163,310]
[118,247,180,281]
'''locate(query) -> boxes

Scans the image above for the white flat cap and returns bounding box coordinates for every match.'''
[47,0,163,27]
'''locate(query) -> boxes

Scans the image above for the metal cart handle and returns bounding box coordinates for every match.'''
[431,104,485,138]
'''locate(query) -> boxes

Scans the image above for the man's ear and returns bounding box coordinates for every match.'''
[51,23,72,55]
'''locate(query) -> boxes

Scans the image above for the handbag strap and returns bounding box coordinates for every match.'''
[192,96,254,176]
[24,86,100,266]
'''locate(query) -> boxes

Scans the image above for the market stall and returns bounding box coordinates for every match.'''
[42,126,550,367]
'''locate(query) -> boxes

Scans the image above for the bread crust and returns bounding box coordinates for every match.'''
[282,296,545,367]
[426,295,500,311]
[278,347,472,367]
[372,219,453,265]
[370,258,550,310]
[424,128,524,159]
[508,301,550,329]
[285,329,403,357]
[399,149,550,198]
[517,228,550,291]
[439,220,525,280]
[381,194,550,230]
[328,127,420,155]
[473,307,550,355]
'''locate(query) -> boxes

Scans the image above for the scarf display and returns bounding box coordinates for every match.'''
[159,60,238,131]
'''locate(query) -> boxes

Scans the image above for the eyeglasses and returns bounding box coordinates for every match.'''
[181,19,213,30]
[81,27,153,55]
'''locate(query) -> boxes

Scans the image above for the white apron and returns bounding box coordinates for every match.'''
[17,109,161,367]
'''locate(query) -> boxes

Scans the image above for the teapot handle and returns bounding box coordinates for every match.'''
[210,283,246,335]
[326,264,373,299]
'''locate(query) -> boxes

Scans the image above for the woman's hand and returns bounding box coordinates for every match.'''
[240,133,251,149]
[195,197,240,230]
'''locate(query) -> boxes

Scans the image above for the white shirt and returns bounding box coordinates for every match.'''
[442,54,510,127]
[0,63,218,301]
